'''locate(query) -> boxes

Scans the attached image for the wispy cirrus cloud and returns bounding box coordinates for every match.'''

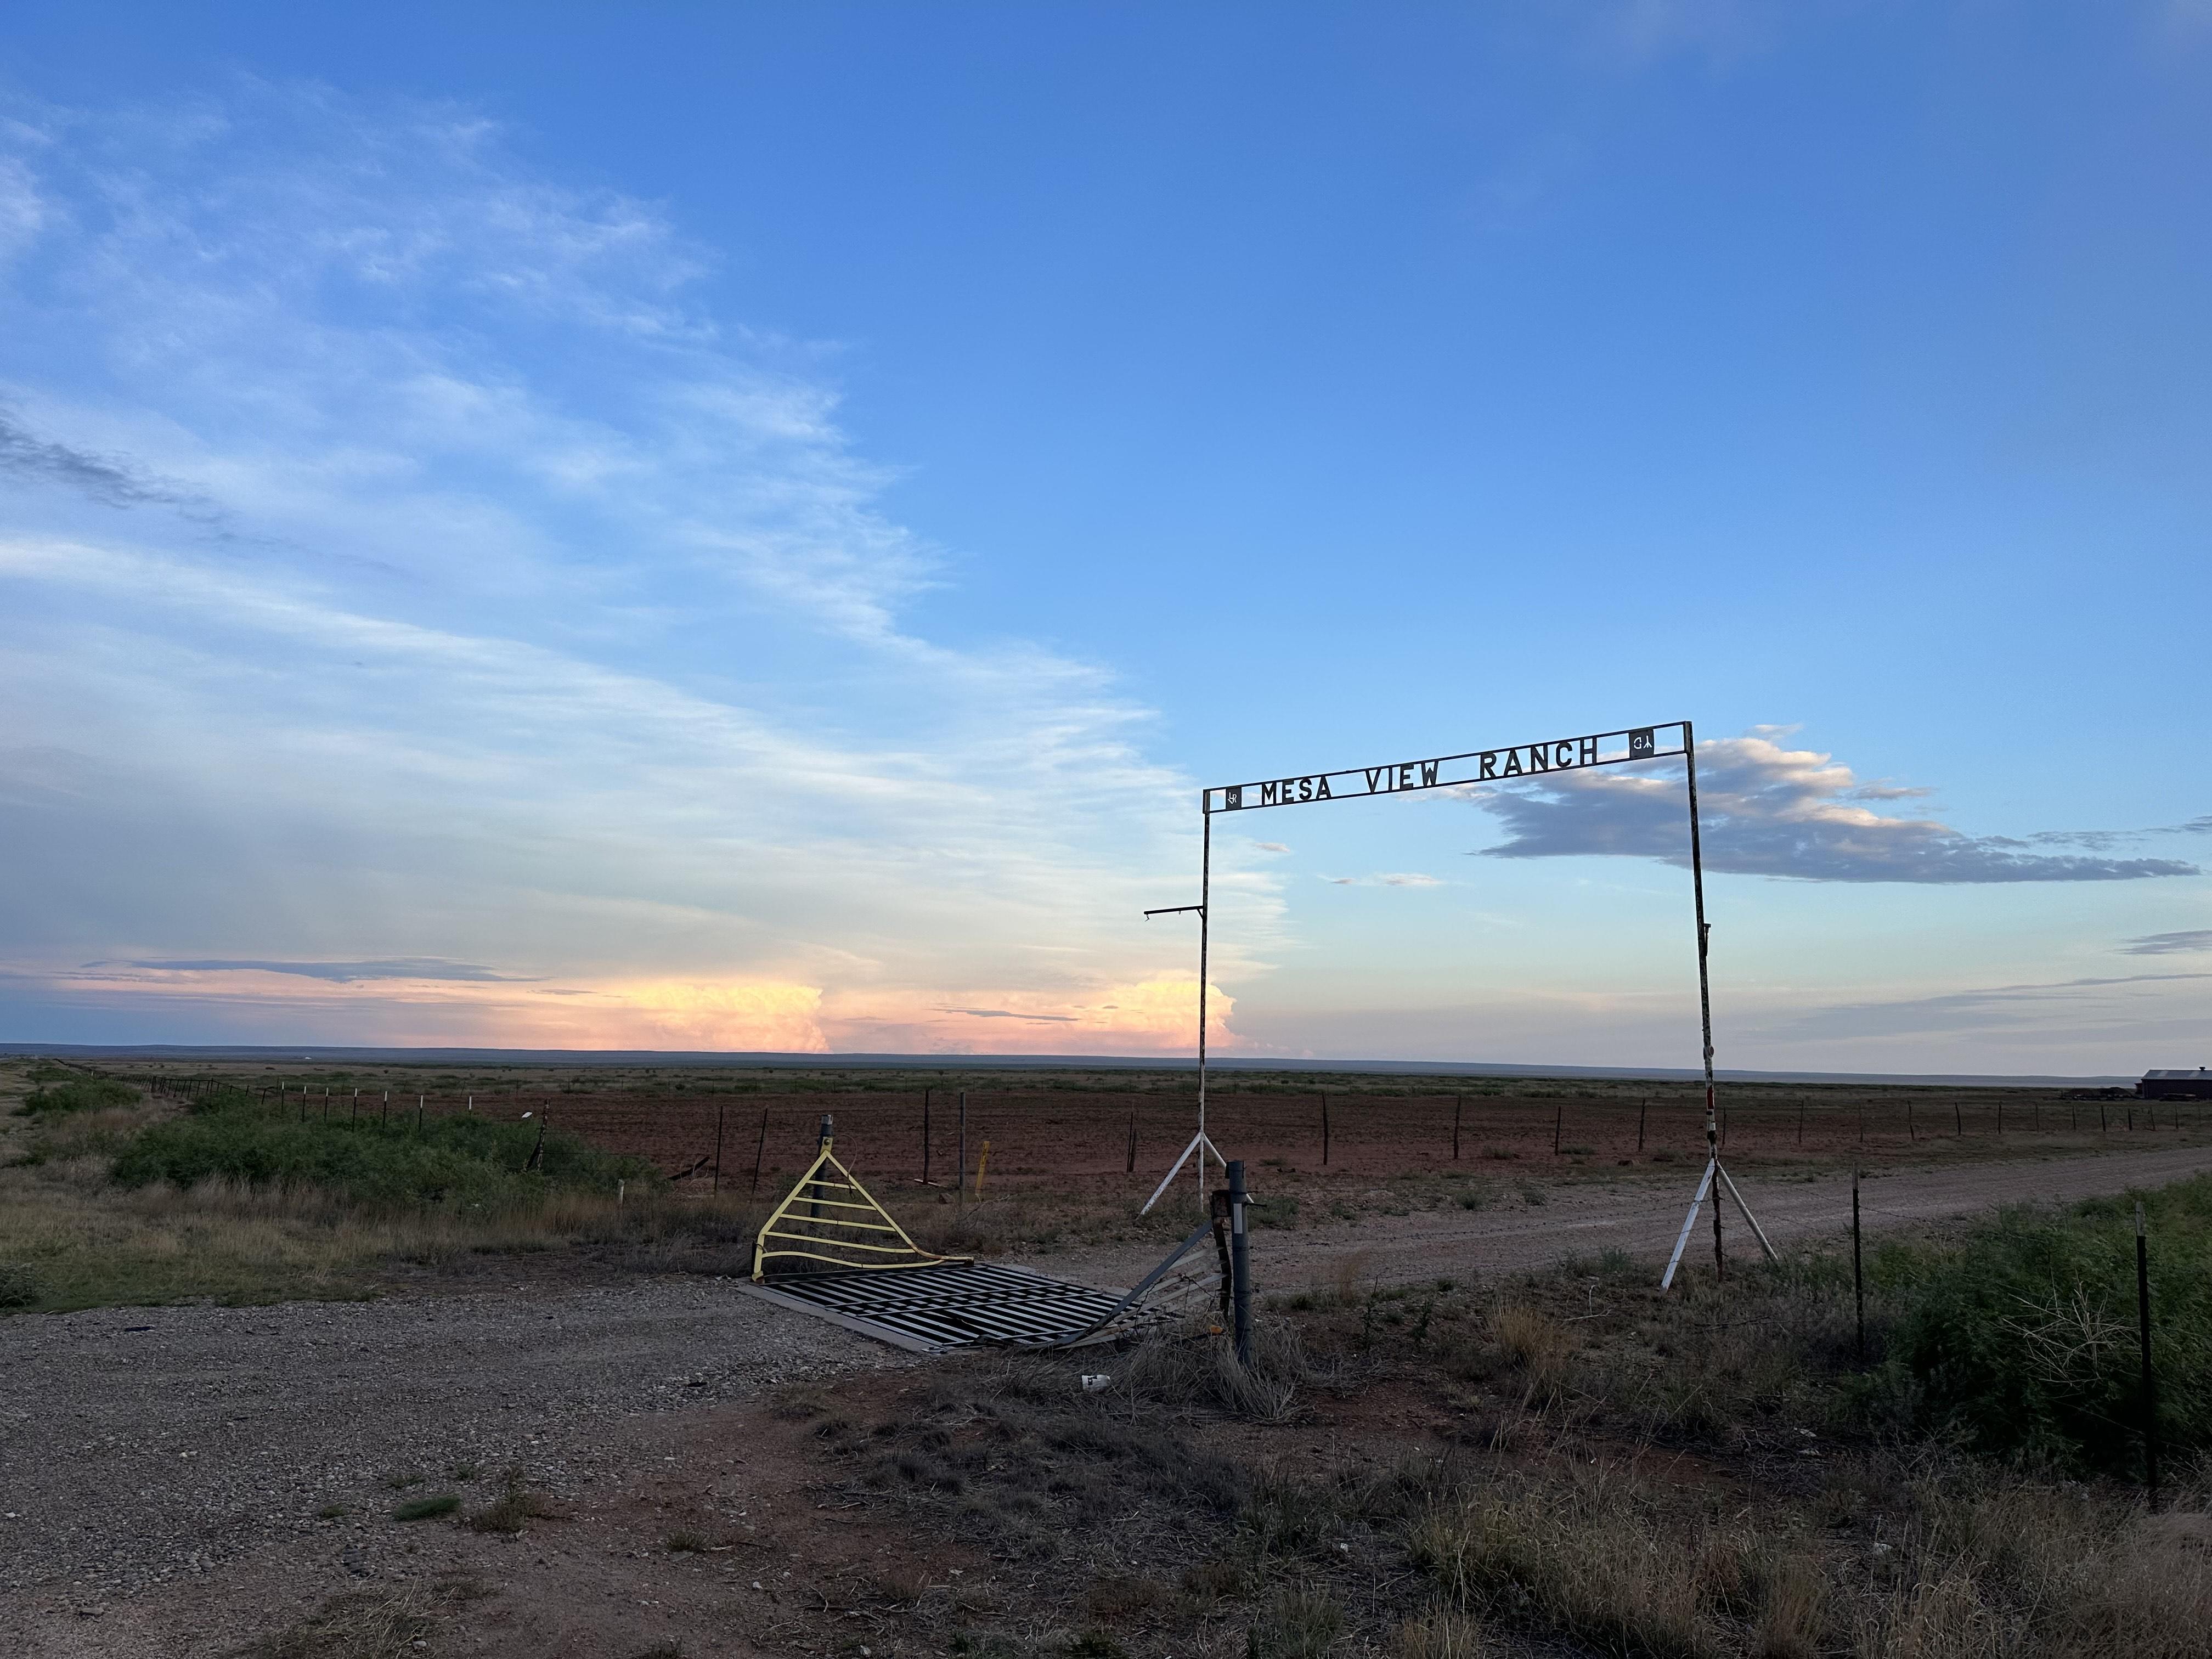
[1465,734,2200,884]
[2120,930,2212,956]
[938,1007,1080,1023]
[0,83,1283,1053]
[108,958,531,984]
[0,409,223,520]
[1768,972,2212,1042]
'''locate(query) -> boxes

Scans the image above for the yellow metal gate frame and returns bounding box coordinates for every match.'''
[751,1137,963,1281]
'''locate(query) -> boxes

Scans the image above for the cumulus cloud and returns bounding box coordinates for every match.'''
[2121,931,2212,956]
[1466,734,2200,884]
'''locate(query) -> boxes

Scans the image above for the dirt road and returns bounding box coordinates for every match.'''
[0,1277,904,1637]
[1059,1141,2212,1294]
[5,1141,2210,1652]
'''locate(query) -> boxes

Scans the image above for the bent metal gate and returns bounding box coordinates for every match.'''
[1144,720,1720,1212]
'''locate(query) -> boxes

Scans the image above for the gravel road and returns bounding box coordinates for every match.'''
[5,1140,2209,1639]
[1052,1141,2212,1294]
[0,1277,902,1627]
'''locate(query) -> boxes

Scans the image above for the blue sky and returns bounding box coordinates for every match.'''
[2,2,2207,1072]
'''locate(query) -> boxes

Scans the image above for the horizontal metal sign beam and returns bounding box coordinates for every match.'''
[1204,721,1689,815]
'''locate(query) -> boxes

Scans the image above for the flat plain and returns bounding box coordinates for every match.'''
[5,1057,2209,1658]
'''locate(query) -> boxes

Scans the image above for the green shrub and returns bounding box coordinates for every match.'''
[1869,1177,2212,1474]
[111,1095,652,1208]
[18,1077,138,1116]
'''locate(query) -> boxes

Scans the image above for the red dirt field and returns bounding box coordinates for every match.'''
[109,1062,2197,1192]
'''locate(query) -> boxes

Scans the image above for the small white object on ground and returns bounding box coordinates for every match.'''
[1080,1373,1111,1391]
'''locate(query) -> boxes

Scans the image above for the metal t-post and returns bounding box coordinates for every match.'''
[1228,1158,1251,1367]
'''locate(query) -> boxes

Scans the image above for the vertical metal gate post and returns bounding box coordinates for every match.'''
[1682,721,1720,1143]
[1197,808,1211,1211]
[1228,1158,1251,1367]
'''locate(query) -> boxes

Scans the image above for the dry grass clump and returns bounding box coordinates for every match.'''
[1488,1303,1575,1404]
[246,1588,431,1659]
[1404,1449,2212,1659]
[465,1466,562,1534]
[245,1577,485,1659]
[1116,1318,1331,1423]
[1246,1581,1347,1657]
[1409,1460,1718,1656]
[1394,1611,1486,1658]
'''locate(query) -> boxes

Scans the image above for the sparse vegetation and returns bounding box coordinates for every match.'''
[803,1171,2212,1659]
[112,1088,650,1207]
[0,1059,769,1313]
[245,1578,484,1659]
[466,1466,560,1533]
[392,1492,461,1521]
[17,1075,138,1117]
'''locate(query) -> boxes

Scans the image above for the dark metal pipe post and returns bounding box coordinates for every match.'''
[1191,808,1213,1212]
[1228,1159,1251,1368]
[713,1104,725,1196]
[1683,723,1720,1154]
[1453,1092,1462,1160]
[958,1091,968,1205]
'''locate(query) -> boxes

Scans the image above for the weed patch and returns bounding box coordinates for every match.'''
[18,1077,138,1117]
[1869,1175,2212,1472]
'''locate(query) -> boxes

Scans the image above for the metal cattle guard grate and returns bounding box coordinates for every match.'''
[745,1260,1151,1354]
[745,1116,1218,1353]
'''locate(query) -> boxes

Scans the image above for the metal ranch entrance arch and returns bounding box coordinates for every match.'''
[1143,720,1718,1213]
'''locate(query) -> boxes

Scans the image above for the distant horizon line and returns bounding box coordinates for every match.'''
[0,1042,2142,1088]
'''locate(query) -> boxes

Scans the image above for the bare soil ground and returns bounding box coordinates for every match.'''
[89,1058,2176,1193]
[9,1138,2212,1657]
